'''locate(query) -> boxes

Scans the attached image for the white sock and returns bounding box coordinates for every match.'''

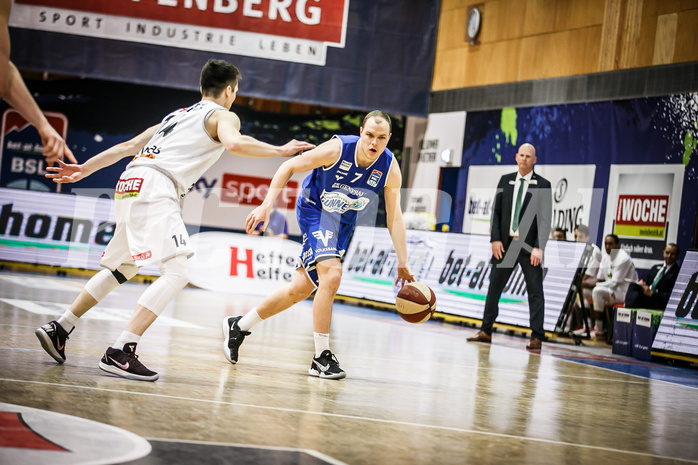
[113,331,141,351]
[57,311,79,332]
[314,332,330,357]
[237,308,264,331]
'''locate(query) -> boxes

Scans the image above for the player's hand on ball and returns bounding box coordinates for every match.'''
[394,265,415,288]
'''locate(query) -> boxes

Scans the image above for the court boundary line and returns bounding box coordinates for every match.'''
[2,378,697,464]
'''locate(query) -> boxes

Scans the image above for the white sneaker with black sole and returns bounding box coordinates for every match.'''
[309,350,346,380]
[98,343,159,382]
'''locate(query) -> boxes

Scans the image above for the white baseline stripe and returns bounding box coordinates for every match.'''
[1,378,696,464]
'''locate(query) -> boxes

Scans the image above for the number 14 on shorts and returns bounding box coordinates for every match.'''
[172,234,187,247]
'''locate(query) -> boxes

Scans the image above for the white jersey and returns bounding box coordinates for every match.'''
[128,99,227,198]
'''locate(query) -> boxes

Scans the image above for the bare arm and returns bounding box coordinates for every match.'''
[384,159,415,287]
[245,138,341,233]
[45,125,158,183]
[0,1,76,164]
[209,110,315,158]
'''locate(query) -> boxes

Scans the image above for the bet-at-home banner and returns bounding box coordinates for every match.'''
[337,226,586,332]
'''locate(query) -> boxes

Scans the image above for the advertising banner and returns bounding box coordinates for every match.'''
[0,187,155,275]
[455,96,697,256]
[187,231,301,295]
[604,164,683,269]
[181,155,305,235]
[337,226,586,332]
[652,250,698,357]
[405,111,466,225]
[11,0,349,66]
[9,1,438,116]
[462,165,598,240]
[0,109,68,192]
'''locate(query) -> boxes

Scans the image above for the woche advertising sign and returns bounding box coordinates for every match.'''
[10,0,349,66]
[337,226,586,332]
[604,164,683,269]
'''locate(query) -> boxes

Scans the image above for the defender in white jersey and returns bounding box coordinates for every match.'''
[221,111,415,380]
[35,60,315,382]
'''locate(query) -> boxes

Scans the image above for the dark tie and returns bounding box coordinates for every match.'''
[650,266,666,292]
[512,178,525,232]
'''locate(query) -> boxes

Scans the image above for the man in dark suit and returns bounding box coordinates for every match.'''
[624,243,680,309]
[467,143,552,350]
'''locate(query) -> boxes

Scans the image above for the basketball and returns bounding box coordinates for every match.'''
[395,282,437,323]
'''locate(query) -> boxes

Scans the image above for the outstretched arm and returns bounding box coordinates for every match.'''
[245,138,341,233]
[0,1,76,165]
[210,110,315,158]
[384,159,414,287]
[45,125,158,183]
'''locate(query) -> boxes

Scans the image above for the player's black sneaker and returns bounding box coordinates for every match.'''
[35,320,72,364]
[309,350,346,380]
[98,343,159,382]
[222,316,250,364]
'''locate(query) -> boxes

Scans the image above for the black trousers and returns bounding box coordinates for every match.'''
[624,283,667,310]
[481,248,546,340]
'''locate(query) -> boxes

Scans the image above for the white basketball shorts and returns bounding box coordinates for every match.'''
[100,166,193,270]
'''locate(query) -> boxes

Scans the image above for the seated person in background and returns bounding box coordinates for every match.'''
[569,224,602,332]
[590,234,638,339]
[624,243,680,310]
[554,227,567,241]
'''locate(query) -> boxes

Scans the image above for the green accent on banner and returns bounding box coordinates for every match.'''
[441,287,526,304]
[614,224,665,239]
[0,238,92,252]
[684,127,697,166]
[349,276,395,286]
[500,107,518,147]
[677,320,698,331]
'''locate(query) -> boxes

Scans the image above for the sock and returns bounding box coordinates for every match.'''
[594,320,604,332]
[237,308,263,331]
[57,311,80,333]
[113,331,141,351]
[314,332,330,357]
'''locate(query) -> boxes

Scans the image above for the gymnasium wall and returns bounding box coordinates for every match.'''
[434,0,698,91]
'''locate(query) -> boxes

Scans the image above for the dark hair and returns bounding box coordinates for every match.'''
[555,227,566,234]
[200,59,241,98]
[605,234,620,245]
[575,224,590,236]
[362,110,392,132]
[667,242,680,254]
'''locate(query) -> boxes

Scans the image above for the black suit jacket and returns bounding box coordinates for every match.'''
[625,262,680,309]
[491,171,552,253]
[645,263,680,302]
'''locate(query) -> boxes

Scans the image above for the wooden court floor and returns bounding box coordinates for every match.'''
[1,271,698,464]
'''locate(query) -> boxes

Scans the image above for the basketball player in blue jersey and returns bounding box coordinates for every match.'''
[223,110,415,379]
[34,60,315,381]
